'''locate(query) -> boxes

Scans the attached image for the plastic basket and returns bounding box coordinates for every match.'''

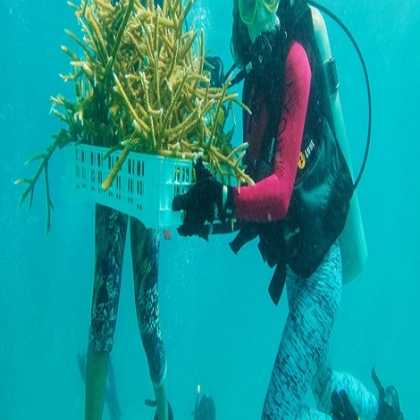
[65,143,193,229]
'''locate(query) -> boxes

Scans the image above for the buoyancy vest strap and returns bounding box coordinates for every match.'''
[229,221,288,306]
[268,258,287,306]
[229,222,260,254]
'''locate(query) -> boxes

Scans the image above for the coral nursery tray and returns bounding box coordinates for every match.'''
[66,143,193,229]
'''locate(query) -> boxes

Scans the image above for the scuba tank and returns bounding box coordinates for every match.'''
[309,5,368,283]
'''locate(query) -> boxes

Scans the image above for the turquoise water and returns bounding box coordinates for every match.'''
[1,0,419,418]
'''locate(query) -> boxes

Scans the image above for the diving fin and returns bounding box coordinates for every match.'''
[372,368,404,420]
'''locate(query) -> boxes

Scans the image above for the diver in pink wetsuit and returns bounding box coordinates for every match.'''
[173,0,404,419]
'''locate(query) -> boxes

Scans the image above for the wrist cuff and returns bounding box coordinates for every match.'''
[222,185,235,219]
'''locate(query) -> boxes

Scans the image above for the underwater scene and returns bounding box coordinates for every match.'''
[1,0,419,418]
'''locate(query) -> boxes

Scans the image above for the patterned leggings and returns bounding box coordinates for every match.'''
[262,242,378,420]
[88,204,166,385]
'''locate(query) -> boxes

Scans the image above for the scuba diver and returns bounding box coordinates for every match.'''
[192,386,216,420]
[85,1,171,420]
[172,0,404,418]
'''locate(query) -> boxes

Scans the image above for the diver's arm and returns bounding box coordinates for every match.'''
[232,42,311,222]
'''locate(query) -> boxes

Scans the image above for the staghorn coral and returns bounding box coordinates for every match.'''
[16,0,253,230]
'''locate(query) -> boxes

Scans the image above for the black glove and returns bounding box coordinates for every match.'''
[172,158,234,239]
[204,56,225,88]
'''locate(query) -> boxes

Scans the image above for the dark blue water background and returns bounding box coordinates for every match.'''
[1,0,419,418]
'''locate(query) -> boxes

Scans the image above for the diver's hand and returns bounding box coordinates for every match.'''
[204,56,225,88]
[172,158,233,239]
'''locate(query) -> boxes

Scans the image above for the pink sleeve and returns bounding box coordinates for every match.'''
[232,42,311,222]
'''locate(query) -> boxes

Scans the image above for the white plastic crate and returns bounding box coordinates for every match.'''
[65,143,193,229]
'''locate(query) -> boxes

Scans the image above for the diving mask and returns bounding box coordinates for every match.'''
[239,0,280,25]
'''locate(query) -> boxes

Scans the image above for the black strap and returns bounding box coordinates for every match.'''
[268,259,287,306]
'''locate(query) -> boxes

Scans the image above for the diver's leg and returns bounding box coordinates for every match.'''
[85,204,128,420]
[262,242,342,420]
[312,351,378,419]
[153,379,169,420]
[85,351,109,420]
[130,218,168,419]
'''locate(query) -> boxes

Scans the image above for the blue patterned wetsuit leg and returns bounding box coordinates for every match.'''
[89,204,128,352]
[88,205,166,386]
[262,242,379,420]
[130,217,166,386]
